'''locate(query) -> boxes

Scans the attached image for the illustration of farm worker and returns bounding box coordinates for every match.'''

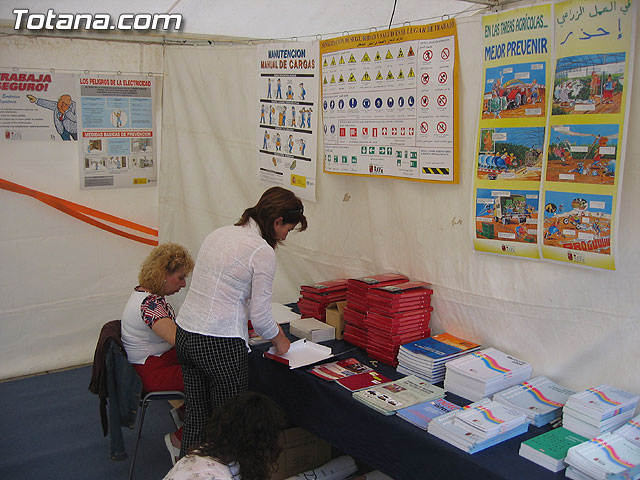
[26,93,77,140]
[267,78,272,98]
[602,75,616,103]
[263,131,270,149]
[286,84,294,100]
[605,159,615,176]
[299,83,306,100]
[482,130,493,152]
[300,108,306,128]
[260,104,266,124]
[276,78,282,99]
[568,162,586,175]
[281,106,287,127]
[114,110,123,127]
[590,72,601,99]
[291,106,296,127]
[287,135,294,153]
[529,79,539,103]
[488,92,502,119]
[275,133,281,151]
[270,106,275,125]
[306,108,312,128]
[299,138,306,156]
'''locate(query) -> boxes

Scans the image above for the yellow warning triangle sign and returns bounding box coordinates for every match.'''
[408,46,415,56]
[397,48,404,58]
[331,57,336,66]
[376,71,383,80]
[387,70,394,80]
[338,74,344,83]
[323,58,328,67]
[330,75,336,83]
[323,76,327,85]
[375,51,382,61]
[362,71,371,81]
[408,67,415,78]
[362,52,370,62]
[386,50,393,59]
[339,56,345,64]
[348,54,356,63]
[348,73,356,82]
[398,69,404,79]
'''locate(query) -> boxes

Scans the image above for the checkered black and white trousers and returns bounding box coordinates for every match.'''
[175,326,248,457]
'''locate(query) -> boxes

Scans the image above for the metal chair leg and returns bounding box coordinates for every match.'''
[128,401,149,480]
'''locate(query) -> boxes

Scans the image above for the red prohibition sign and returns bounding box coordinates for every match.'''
[437,121,447,133]
[420,122,429,133]
[423,49,433,61]
[421,73,430,85]
[441,48,450,60]
[437,94,447,106]
[438,72,448,84]
[421,95,429,107]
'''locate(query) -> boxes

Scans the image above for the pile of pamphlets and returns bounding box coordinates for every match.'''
[297,278,348,321]
[363,281,434,366]
[307,357,374,381]
[492,376,576,427]
[396,397,461,430]
[343,273,408,350]
[562,385,639,439]
[613,414,640,447]
[565,432,640,480]
[397,332,481,383]
[352,374,445,416]
[443,347,532,401]
[427,398,529,453]
[518,427,587,472]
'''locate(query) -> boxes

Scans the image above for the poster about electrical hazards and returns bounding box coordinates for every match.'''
[320,19,458,183]
[257,41,318,202]
[78,75,156,190]
[473,0,635,270]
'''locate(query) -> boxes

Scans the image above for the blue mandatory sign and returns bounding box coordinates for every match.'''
[330,125,336,134]
[349,97,357,108]
[387,97,394,108]
[363,98,371,108]
[375,97,383,108]
[398,96,405,107]
[323,100,328,110]
[338,99,344,109]
[330,99,335,109]
[408,96,415,107]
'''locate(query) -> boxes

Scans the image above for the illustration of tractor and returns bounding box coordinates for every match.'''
[493,194,530,225]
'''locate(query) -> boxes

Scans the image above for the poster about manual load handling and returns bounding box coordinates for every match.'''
[320,19,459,184]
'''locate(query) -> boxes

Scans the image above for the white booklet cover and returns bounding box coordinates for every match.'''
[264,338,332,369]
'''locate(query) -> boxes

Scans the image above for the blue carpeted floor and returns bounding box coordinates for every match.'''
[0,365,177,480]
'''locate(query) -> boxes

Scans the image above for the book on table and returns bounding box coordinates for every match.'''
[396,397,461,430]
[614,414,640,447]
[352,375,446,416]
[492,376,576,427]
[453,401,530,439]
[264,339,332,369]
[518,427,587,472]
[308,357,374,381]
[336,370,392,392]
[565,432,640,480]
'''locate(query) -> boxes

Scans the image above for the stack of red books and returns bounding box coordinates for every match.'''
[364,281,434,366]
[342,273,409,349]
[297,278,348,321]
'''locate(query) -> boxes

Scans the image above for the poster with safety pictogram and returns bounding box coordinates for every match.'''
[320,19,458,184]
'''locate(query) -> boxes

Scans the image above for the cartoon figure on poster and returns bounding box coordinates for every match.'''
[111,109,127,128]
[475,188,539,244]
[477,127,544,182]
[546,124,618,185]
[543,191,612,255]
[482,62,546,120]
[26,93,77,140]
[552,53,625,115]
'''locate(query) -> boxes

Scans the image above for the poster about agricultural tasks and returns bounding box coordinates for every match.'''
[541,0,635,270]
[0,70,78,142]
[320,19,459,184]
[473,3,552,259]
[257,41,318,202]
[78,74,156,190]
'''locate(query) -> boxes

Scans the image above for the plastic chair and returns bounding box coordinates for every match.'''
[128,389,184,480]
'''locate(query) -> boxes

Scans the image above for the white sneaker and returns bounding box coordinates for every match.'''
[170,407,184,429]
[164,433,180,466]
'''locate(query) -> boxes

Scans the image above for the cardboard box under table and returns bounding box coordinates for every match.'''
[272,427,332,480]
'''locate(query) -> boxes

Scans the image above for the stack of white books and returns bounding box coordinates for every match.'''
[492,376,576,427]
[396,333,481,383]
[352,374,446,416]
[565,432,640,480]
[427,398,529,454]
[563,385,639,440]
[443,348,532,402]
[614,414,640,447]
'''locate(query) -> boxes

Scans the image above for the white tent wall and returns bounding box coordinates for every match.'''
[160,11,640,394]
[0,36,162,379]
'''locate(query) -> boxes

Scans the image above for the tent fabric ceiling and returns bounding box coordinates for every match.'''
[1,0,486,40]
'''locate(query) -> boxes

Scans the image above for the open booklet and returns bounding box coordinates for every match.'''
[264,339,333,369]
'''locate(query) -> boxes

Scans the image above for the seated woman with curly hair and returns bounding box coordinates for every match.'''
[163,391,286,480]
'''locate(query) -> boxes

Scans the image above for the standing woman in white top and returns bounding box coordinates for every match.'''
[175,186,307,457]
[121,243,195,461]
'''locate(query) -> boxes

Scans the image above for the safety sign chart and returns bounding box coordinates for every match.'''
[320,19,459,183]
